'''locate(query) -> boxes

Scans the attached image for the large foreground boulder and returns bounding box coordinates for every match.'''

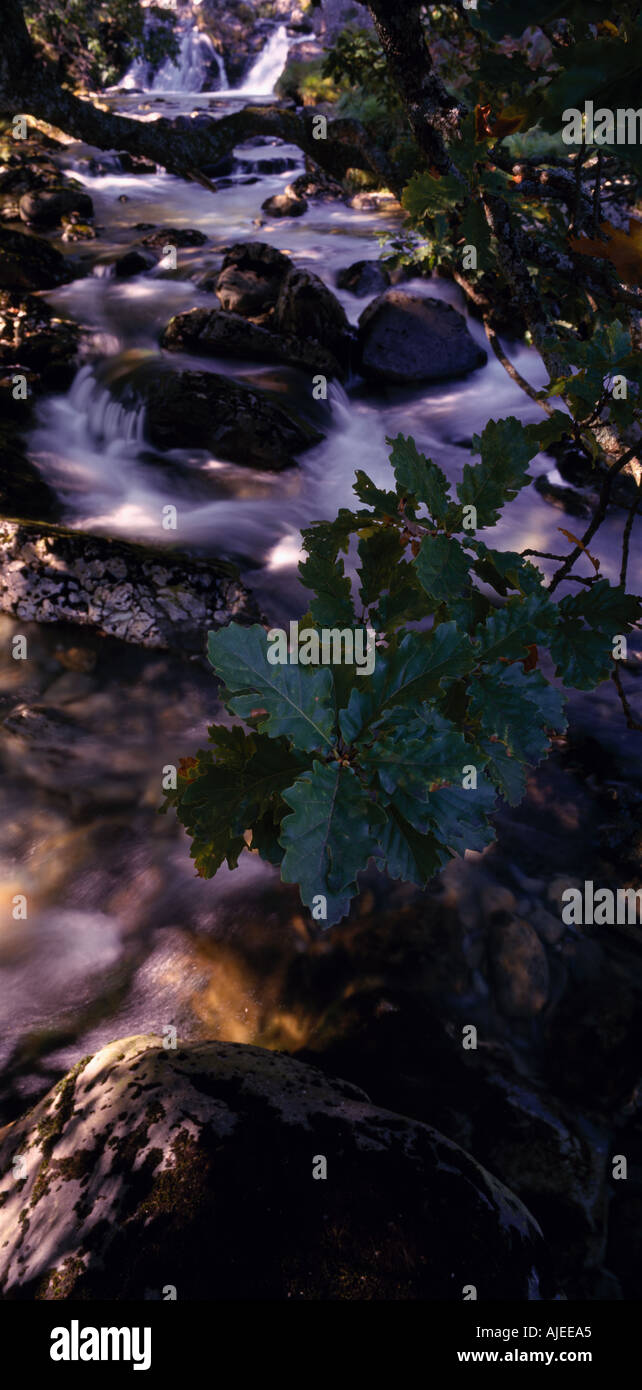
[0,1035,548,1300]
[357,291,487,384]
[137,369,323,469]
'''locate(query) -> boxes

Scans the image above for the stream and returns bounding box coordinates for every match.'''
[1,27,641,1120]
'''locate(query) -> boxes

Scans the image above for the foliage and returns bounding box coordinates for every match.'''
[323,26,398,114]
[165,428,641,926]
[275,59,341,106]
[323,25,421,180]
[166,2,642,927]
[23,0,178,89]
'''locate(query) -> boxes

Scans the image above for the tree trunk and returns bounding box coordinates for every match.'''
[0,519,259,654]
[367,0,465,176]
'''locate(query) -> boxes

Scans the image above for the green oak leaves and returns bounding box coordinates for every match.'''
[165,431,641,927]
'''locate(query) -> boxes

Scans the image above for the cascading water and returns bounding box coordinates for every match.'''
[118,21,227,93]
[7,19,642,1127]
[151,24,227,92]
[117,18,291,99]
[232,25,290,96]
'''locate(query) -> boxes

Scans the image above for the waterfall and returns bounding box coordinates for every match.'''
[117,19,290,98]
[151,25,227,92]
[232,25,290,96]
[118,22,227,93]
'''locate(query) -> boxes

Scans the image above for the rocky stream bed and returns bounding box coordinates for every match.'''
[1,1,642,1301]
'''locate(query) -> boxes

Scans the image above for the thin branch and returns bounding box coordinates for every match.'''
[620,484,642,588]
[548,449,636,593]
[486,323,555,412]
[612,664,642,732]
[592,148,603,235]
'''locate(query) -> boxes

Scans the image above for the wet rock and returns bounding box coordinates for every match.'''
[241,155,298,175]
[201,153,237,178]
[161,306,343,379]
[19,186,94,230]
[542,975,642,1107]
[0,1034,548,1300]
[141,227,208,248]
[0,425,60,522]
[215,241,291,317]
[534,474,593,518]
[469,1070,610,1280]
[291,160,345,201]
[0,291,79,383]
[60,219,97,244]
[350,190,400,212]
[116,152,157,175]
[357,291,487,384]
[336,259,391,297]
[0,162,59,198]
[0,521,257,653]
[139,368,323,469]
[274,265,353,368]
[529,902,566,946]
[261,186,308,218]
[72,154,121,177]
[0,226,70,291]
[490,918,550,1018]
[481,880,517,921]
[109,247,158,278]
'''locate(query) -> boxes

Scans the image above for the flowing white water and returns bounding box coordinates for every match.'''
[152,25,227,92]
[232,25,290,96]
[34,132,641,612]
[118,21,227,93]
[6,79,642,1105]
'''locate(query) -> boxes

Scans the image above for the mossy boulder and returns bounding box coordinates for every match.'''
[0,1034,549,1300]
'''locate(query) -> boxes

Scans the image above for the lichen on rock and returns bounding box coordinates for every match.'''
[0,1033,550,1300]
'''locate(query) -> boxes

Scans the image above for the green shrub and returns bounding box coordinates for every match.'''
[275,59,341,105]
[166,416,641,926]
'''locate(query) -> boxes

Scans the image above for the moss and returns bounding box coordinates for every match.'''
[31,1055,91,1207]
[36,1254,86,1301]
[35,1056,90,1158]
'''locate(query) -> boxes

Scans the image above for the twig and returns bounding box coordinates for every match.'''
[612,664,642,731]
[571,142,589,235]
[620,484,642,588]
[548,449,636,593]
[592,148,603,235]
[483,319,555,414]
[453,270,554,413]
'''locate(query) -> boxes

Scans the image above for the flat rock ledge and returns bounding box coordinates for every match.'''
[0,522,258,654]
[0,1034,548,1300]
